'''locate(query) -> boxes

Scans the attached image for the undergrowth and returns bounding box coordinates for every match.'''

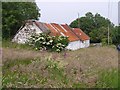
[95,68,118,88]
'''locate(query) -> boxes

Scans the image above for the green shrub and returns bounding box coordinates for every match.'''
[28,33,69,52]
[102,38,112,46]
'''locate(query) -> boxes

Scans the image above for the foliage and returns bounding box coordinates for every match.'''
[46,58,69,85]
[89,27,113,44]
[101,38,112,46]
[2,39,33,50]
[101,38,108,46]
[111,26,120,45]
[2,57,70,88]
[95,69,118,88]
[3,54,118,88]
[2,46,118,88]
[70,12,113,34]
[2,71,29,88]
[72,83,87,88]
[3,59,32,70]
[2,1,40,39]
[69,12,116,44]
[28,33,69,52]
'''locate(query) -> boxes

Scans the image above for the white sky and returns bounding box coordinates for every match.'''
[35,0,119,26]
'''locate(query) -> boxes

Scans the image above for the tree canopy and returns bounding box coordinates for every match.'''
[111,26,120,45]
[69,12,120,45]
[2,2,40,39]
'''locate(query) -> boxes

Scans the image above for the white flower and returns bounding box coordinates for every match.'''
[56,49,60,52]
[42,42,46,44]
[47,42,50,45]
[49,40,53,43]
[52,46,55,48]
[39,37,44,40]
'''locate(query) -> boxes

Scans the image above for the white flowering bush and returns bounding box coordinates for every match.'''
[51,36,69,52]
[29,33,69,52]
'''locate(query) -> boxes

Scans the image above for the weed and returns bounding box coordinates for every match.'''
[3,59,32,70]
[2,46,118,88]
[95,69,118,88]
[46,58,70,86]
[2,71,29,88]
[2,40,33,50]
[72,83,87,88]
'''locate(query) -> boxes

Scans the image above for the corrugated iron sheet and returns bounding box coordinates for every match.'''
[32,21,90,42]
[72,28,90,41]
[34,21,49,33]
[61,24,79,41]
[44,23,61,36]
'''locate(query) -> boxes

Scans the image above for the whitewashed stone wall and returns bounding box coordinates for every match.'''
[12,23,42,44]
[66,40,90,50]
[12,21,90,50]
[66,41,81,50]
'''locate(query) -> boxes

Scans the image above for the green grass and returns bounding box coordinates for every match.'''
[3,57,118,88]
[95,69,118,88]
[3,59,32,70]
[72,83,87,88]
[2,58,69,88]
[3,58,44,88]
[2,70,50,88]
[2,40,33,50]
[46,59,70,86]
[2,71,29,88]
[2,57,88,88]
[2,41,118,88]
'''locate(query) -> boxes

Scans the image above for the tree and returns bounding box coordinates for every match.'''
[69,12,114,43]
[85,12,93,19]
[2,2,40,39]
[70,12,95,34]
[112,26,120,45]
[89,27,113,44]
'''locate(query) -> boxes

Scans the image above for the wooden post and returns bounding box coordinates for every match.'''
[108,0,110,45]
[78,13,80,28]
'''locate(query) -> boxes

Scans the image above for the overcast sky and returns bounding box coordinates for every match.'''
[35,0,119,26]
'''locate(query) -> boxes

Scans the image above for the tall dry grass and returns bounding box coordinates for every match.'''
[2,46,118,69]
[2,46,118,88]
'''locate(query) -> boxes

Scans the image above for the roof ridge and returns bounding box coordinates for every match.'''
[65,25,82,41]
[51,23,66,36]
[61,24,80,41]
[75,28,90,39]
[73,28,90,40]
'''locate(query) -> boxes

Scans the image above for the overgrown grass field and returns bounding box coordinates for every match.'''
[2,41,118,88]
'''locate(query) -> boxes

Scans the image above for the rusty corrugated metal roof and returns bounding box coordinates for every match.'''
[24,20,89,41]
[72,28,90,41]
[34,21,49,33]
[44,23,61,36]
[51,23,67,37]
[36,21,89,42]
[44,23,79,42]
[60,24,80,41]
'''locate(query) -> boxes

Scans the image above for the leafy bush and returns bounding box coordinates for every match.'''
[28,33,69,52]
[101,38,112,46]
